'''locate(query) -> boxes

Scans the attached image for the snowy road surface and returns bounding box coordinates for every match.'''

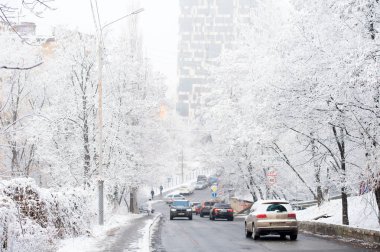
[152,188,378,252]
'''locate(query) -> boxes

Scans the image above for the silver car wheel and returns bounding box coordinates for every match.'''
[252,224,259,240]
[245,223,252,238]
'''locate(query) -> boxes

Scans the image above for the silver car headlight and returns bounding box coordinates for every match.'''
[186,209,192,212]
[170,209,177,212]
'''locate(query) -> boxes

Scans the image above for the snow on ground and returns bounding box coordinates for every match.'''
[233,192,254,202]
[297,192,380,231]
[58,178,198,252]
[129,213,161,252]
[57,212,142,252]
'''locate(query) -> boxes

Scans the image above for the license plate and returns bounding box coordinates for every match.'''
[271,222,286,226]
[221,209,227,212]
[178,213,185,215]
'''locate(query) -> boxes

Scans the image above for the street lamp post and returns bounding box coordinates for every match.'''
[97,8,144,226]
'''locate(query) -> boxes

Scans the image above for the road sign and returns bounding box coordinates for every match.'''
[211,192,217,198]
[267,170,277,185]
[211,185,218,192]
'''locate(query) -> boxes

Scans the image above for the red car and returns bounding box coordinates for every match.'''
[199,201,216,217]
[193,202,202,215]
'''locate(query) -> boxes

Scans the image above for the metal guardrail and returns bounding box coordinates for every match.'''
[290,192,357,209]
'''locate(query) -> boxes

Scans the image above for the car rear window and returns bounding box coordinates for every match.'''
[204,202,214,206]
[266,204,288,212]
[214,203,231,208]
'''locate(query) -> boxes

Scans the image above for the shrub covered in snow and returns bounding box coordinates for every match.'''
[0,178,96,252]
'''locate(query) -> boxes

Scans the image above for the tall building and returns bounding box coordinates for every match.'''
[176,0,255,118]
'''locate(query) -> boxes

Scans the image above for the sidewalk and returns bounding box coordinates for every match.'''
[58,212,158,252]
[58,179,196,252]
[95,214,155,252]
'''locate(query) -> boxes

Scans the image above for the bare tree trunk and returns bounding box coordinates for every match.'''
[11,142,19,176]
[129,187,138,213]
[311,137,323,206]
[81,79,91,187]
[271,142,317,199]
[247,162,263,200]
[368,0,380,225]
[83,106,90,187]
[375,184,380,224]
[240,161,262,202]
[332,125,349,225]
[263,168,271,199]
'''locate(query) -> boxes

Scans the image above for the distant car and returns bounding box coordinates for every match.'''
[178,185,193,195]
[245,200,298,240]
[170,200,193,220]
[195,204,202,215]
[164,194,185,204]
[191,202,201,213]
[208,176,218,186]
[195,181,207,190]
[195,203,202,215]
[209,203,234,221]
[199,201,216,217]
[197,175,207,182]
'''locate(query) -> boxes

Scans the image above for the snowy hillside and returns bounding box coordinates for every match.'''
[297,193,380,231]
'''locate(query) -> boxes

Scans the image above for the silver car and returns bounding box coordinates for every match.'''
[244,200,298,240]
[164,194,185,204]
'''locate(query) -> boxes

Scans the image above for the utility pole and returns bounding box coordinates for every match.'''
[97,30,104,225]
[95,8,144,225]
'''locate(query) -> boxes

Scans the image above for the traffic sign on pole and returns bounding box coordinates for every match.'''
[211,185,218,192]
[267,170,277,186]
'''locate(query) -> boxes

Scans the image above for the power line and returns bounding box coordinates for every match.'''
[89,0,99,35]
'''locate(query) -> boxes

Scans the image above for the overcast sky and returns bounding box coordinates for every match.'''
[22,0,179,98]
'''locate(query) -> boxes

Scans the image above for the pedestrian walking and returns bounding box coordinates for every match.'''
[159,185,163,197]
[150,189,154,200]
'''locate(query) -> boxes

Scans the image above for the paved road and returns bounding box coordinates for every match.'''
[152,188,377,252]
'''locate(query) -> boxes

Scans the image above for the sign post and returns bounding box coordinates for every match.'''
[267,170,277,199]
[267,170,277,186]
[211,184,218,192]
[211,184,218,198]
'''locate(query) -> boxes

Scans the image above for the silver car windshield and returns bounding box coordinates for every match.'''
[172,201,190,207]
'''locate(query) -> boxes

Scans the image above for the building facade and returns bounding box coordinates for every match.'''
[176,0,255,118]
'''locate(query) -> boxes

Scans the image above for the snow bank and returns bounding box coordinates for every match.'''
[129,217,153,252]
[297,192,380,231]
[58,213,140,252]
[0,178,96,252]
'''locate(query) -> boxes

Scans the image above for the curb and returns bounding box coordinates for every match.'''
[149,213,163,252]
[299,221,380,245]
